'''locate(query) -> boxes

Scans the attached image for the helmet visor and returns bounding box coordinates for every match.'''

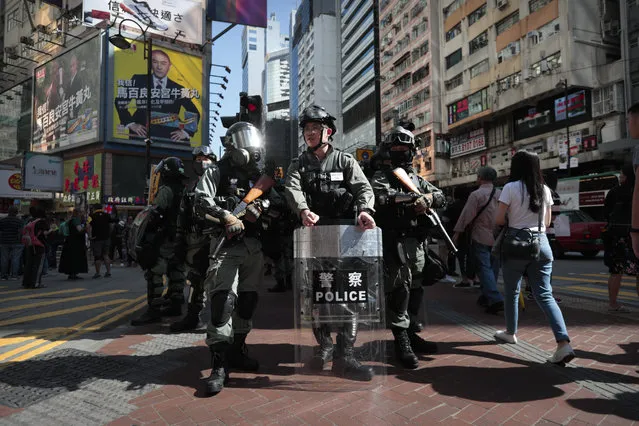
[226,125,264,150]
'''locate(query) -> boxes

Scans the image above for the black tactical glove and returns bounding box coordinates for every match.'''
[413,194,433,214]
[245,199,271,223]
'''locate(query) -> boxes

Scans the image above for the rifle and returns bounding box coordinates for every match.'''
[209,174,276,259]
[391,167,458,255]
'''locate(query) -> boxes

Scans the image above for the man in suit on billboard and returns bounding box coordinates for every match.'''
[115,49,200,142]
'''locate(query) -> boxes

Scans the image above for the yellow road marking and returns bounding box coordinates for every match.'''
[9,298,147,363]
[564,285,638,298]
[0,299,130,327]
[0,290,128,314]
[0,339,51,362]
[1,288,85,303]
[553,276,637,289]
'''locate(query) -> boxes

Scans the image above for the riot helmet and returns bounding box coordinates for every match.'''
[383,126,416,167]
[222,122,265,170]
[155,157,187,181]
[192,145,217,176]
[299,105,337,151]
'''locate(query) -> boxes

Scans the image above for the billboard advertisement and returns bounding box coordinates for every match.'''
[62,154,102,205]
[554,90,587,122]
[207,0,267,27]
[23,153,64,192]
[32,35,102,152]
[0,170,53,199]
[113,41,203,147]
[83,0,204,44]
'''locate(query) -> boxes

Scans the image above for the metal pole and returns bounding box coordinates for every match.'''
[564,79,570,177]
[145,36,152,190]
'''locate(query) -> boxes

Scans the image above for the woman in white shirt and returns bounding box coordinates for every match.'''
[494,150,575,365]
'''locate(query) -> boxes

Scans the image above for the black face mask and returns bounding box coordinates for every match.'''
[390,149,413,165]
[193,160,214,176]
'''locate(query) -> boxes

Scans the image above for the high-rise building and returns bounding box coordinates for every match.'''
[341,0,378,155]
[436,0,629,196]
[621,0,639,107]
[242,13,289,97]
[290,0,341,154]
[378,0,442,180]
[264,48,291,121]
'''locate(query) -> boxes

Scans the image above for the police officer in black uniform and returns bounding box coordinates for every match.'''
[284,105,376,381]
[171,146,218,332]
[131,157,187,326]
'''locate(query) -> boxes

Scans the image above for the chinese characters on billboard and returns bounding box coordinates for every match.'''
[62,154,102,205]
[450,128,486,159]
[113,43,203,147]
[32,36,102,152]
[83,0,204,44]
[554,90,587,121]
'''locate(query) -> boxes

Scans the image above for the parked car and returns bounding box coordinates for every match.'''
[552,210,606,258]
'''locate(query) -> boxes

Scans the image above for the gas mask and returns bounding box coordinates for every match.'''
[227,147,264,170]
[389,145,413,166]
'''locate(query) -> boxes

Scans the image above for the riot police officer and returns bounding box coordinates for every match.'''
[284,104,376,381]
[170,146,218,332]
[131,157,188,326]
[371,125,446,369]
[194,122,270,396]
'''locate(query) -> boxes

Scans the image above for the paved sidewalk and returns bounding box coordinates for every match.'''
[0,272,638,425]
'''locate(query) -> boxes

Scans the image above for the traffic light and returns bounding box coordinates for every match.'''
[221,114,239,129]
[240,92,263,129]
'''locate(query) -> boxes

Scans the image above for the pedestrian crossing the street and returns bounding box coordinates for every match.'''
[0,273,146,365]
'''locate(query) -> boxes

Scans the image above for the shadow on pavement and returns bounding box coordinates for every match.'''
[574,343,639,367]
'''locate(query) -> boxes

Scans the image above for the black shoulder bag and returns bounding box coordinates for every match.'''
[501,204,543,261]
[459,187,496,250]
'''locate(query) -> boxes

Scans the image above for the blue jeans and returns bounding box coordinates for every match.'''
[473,241,503,305]
[1,244,24,278]
[502,233,570,342]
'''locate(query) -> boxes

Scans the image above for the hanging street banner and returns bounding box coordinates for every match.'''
[32,36,102,152]
[62,154,103,205]
[83,0,204,45]
[112,41,203,147]
[23,153,64,192]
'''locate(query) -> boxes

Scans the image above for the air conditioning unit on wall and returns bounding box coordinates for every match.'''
[497,0,509,10]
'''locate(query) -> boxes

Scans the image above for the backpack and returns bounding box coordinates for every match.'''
[22,219,45,248]
[128,206,163,269]
[59,220,70,237]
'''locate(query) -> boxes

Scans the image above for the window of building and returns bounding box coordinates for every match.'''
[411,41,429,62]
[630,30,639,48]
[249,44,257,51]
[397,98,413,115]
[528,19,560,46]
[529,0,553,13]
[529,51,561,77]
[446,48,462,69]
[496,11,519,35]
[468,3,487,27]
[497,72,522,92]
[469,31,488,55]
[443,0,463,19]
[394,74,411,94]
[497,41,520,62]
[249,36,257,42]
[446,22,461,42]
[412,19,428,40]
[445,73,463,90]
[411,0,427,18]
[447,87,490,125]
[470,59,489,78]
[7,9,20,31]
[412,65,430,84]
[249,28,257,34]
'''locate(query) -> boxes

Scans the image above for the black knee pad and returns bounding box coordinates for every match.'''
[210,291,237,327]
[237,291,259,320]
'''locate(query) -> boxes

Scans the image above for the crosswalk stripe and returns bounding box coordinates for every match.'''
[553,276,637,289]
[8,298,147,363]
[1,288,85,303]
[0,299,130,327]
[580,273,638,282]
[0,290,128,314]
[0,339,51,362]
[564,285,638,298]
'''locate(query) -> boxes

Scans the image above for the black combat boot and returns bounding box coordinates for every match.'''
[161,300,182,317]
[205,344,229,396]
[169,304,203,332]
[331,324,374,381]
[408,332,438,355]
[130,307,162,326]
[227,333,259,371]
[392,327,419,369]
[306,325,334,371]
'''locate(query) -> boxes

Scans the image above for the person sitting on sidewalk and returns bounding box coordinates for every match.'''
[453,167,504,314]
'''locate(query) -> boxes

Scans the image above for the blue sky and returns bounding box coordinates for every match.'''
[209,0,299,156]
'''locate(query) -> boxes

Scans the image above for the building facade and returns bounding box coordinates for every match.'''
[378,0,442,180]
[437,0,628,198]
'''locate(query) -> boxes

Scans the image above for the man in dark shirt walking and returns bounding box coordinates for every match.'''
[87,205,112,278]
[0,206,24,279]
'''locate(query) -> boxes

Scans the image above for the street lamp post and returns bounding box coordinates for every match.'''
[108,20,153,191]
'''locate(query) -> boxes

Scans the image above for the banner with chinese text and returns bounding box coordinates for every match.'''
[112,42,203,147]
[62,154,102,205]
[32,36,102,152]
[83,0,203,44]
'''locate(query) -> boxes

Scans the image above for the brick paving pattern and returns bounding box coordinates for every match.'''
[1,278,638,425]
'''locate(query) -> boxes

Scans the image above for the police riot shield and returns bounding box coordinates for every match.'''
[293,225,387,384]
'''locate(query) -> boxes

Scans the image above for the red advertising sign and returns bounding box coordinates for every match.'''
[579,191,606,207]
